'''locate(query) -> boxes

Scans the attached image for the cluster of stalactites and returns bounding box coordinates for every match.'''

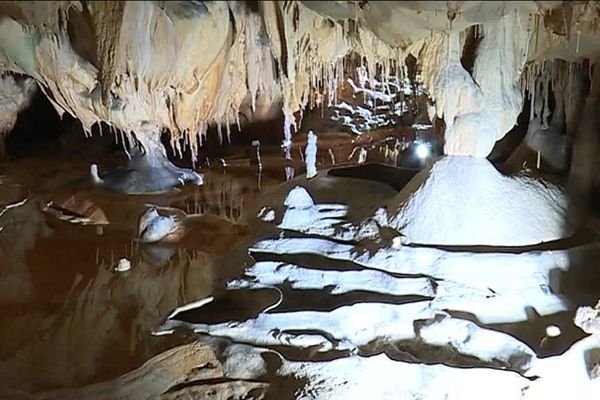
[523,61,553,128]
[149,1,410,161]
[270,2,408,150]
[0,1,413,161]
[517,0,600,139]
[521,59,589,135]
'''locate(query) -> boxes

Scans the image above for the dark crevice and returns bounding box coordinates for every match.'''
[405,229,600,254]
[269,285,432,313]
[228,6,237,40]
[172,283,431,325]
[273,3,288,79]
[491,93,531,168]
[365,344,537,379]
[255,343,351,363]
[165,377,269,395]
[249,250,433,280]
[461,25,482,76]
[5,88,71,157]
[257,230,362,246]
[67,5,99,68]
[246,0,260,13]
[171,287,282,325]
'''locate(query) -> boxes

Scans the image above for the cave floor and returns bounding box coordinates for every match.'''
[0,125,599,398]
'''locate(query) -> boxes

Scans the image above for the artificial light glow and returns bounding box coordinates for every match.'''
[415,143,429,159]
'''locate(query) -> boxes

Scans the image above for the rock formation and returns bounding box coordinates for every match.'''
[0,74,37,155]
[0,2,597,166]
[0,4,583,147]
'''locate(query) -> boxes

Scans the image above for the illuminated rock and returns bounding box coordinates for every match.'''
[387,156,567,246]
[305,130,318,179]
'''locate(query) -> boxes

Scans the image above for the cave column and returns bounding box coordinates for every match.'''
[421,10,530,158]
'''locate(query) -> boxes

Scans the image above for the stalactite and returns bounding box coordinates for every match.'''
[4,0,600,165]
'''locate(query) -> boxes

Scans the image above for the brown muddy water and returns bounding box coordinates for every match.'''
[0,117,429,393]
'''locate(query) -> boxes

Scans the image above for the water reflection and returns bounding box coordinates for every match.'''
[0,214,215,391]
[0,163,262,392]
[0,201,50,306]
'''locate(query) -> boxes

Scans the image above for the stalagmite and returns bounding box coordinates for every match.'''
[90,133,203,194]
[575,300,600,336]
[251,140,263,173]
[305,130,318,179]
[328,148,336,165]
[386,156,567,246]
[358,148,367,164]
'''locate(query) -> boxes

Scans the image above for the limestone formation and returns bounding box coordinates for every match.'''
[386,156,567,246]
[0,74,36,155]
[1,2,599,162]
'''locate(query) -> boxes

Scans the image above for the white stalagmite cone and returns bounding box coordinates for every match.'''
[257,206,275,222]
[358,148,367,164]
[252,140,263,172]
[574,302,600,335]
[305,130,318,179]
[90,164,103,185]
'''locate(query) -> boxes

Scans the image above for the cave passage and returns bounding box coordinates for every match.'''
[0,2,600,399]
